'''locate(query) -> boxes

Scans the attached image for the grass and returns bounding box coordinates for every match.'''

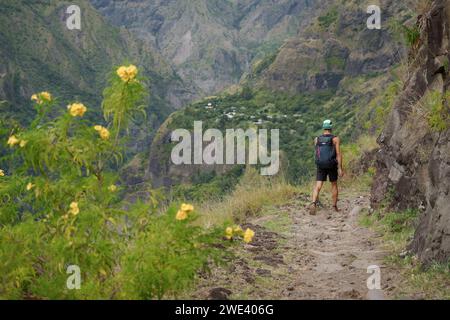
[416,0,433,15]
[259,208,292,234]
[425,91,450,132]
[318,7,338,30]
[388,257,450,299]
[402,25,421,48]
[359,208,417,250]
[326,56,346,71]
[196,168,299,228]
[359,208,450,299]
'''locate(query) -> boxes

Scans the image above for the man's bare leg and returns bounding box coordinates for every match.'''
[313,181,324,203]
[310,181,324,215]
[331,181,340,212]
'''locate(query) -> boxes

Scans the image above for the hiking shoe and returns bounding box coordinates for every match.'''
[309,203,317,215]
[333,206,341,212]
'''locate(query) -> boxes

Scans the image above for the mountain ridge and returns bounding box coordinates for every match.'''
[0,0,197,156]
[90,0,322,95]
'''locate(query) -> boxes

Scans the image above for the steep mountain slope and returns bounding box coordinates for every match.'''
[371,0,450,264]
[90,0,320,94]
[256,0,407,93]
[0,0,195,153]
[247,0,413,135]
[143,0,412,188]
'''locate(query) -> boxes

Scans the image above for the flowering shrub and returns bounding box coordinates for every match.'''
[224,225,255,243]
[0,65,227,299]
[120,203,224,299]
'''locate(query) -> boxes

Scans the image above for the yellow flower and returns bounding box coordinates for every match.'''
[181,203,194,213]
[7,135,20,147]
[100,128,110,140]
[19,140,27,148]
[94,125,110,140]
[31,92,52,104]
[225,227,233,240]
[176,203,194,221]
[40,92,52,102]
[26,182,35,191]
[176,210,188,221]
[233,225,243,235]
[68,103,87,117]
[126,65,138,76]
[243,228,255,243]
[117,66,126,76]
[69,202,80,216]
[0,169,4,177]
[117,65,138,82]
[108,185,117,192]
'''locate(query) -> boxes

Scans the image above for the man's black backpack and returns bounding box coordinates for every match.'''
[315,134,337,169]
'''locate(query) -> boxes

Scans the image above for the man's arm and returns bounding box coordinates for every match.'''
[334,137,344,177]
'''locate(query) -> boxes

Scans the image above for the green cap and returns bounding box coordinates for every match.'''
[322,119,333,130]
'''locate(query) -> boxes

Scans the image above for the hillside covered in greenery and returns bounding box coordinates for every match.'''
[0,0,195,157]
[144,0,411,191]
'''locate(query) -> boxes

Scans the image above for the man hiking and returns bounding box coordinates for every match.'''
[309,120,344,215]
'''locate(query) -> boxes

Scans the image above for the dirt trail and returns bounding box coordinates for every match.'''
[191,190,400,300]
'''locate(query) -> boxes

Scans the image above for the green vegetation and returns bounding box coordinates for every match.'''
[402,25,421,48]
[389,258,450,299]
[444,57,449,73]
[360,208,450,299]
[325,56,346,71]
[0,0,178,162]
[318,7,338,30]
[171,166,245,202]
[166,88,337,183]
[196,168,299,227]
[388,20,421,49]
[252,52,278,76]
[0,66,228,299]
[424,91,450,132]
[364,81,401,133]
[359,209,418,236]
[165,73,391,185]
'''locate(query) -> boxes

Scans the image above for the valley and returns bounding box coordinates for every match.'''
[0,0,448,301]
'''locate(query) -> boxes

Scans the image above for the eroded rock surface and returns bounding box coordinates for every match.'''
[372,0,450,264]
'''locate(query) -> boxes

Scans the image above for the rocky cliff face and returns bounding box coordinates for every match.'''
[256,0,409,93]
[371,0,450,264]
[90,0,320,95]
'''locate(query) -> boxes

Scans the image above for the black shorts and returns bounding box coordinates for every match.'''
[317,167,338,182]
